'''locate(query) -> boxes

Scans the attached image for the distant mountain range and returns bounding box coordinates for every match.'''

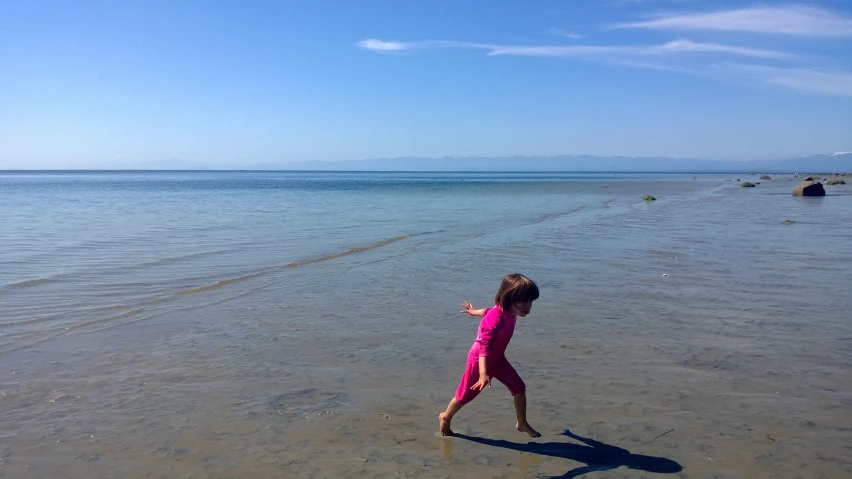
[237,153,851,172]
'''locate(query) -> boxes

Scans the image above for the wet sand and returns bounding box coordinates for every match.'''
[2,176,851,478]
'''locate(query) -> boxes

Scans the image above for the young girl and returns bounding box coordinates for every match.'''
[438,273,541,437]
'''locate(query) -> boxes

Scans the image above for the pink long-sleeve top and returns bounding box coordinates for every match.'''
[468,306,517,363]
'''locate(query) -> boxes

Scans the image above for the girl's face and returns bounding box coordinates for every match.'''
[511,300,533,317]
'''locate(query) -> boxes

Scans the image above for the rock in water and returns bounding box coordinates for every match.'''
[760,175,772,180]
[643,195,656,201]
[792,181,825,197]
[741,182,756,187]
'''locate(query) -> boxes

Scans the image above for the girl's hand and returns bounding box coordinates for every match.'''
[470,375,492,391]
[460,302,479,316]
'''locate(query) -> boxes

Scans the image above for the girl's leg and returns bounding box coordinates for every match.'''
[512,392,541,438]
[492,359,541,438]
[439,398,464,436]
[440,359,481,436]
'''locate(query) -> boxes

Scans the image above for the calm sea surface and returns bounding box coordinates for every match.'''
[0,171,700,350]
[1,171,850,478]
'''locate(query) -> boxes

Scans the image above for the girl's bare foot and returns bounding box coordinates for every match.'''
[439,412,455,436]
[516,422,541,438]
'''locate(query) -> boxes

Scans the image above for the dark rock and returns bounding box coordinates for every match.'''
[741,182,756,187]
[792,181,825,197]
[783,220,796,225]
[760,175,772,180]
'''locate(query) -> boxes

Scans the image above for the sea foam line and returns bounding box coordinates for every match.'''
[176,233,421,296]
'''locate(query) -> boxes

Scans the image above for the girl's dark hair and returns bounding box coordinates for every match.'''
[495,273,539,311]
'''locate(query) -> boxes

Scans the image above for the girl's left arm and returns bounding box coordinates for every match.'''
[460,302,487,317]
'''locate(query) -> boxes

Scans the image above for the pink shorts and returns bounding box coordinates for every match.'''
[454,356,526,404]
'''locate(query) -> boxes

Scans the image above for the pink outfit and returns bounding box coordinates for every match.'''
[454,306,526,404]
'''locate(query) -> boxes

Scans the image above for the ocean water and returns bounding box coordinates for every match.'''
[1,171,851,478]
[0,171,695,351]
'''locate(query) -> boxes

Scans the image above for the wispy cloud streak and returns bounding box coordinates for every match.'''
[612,6,852,37]
[547,28,583,39]
[606,61,852,98]
[358,38,789,59]
[658,39,790,59]
[357,39,411,52]
[727,64,852,97]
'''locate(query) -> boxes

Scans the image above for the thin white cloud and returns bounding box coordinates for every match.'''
[727,64,852,97]
[609,59,704,75]
[358,38,789,59]
[487,44,644,57]
[357,39,411,52]
[357,36,851,98]
[612,5,852,37]
[357,39,496,53]
[608,0,701,5]
[659,39,790,59]
[547,28,583,39]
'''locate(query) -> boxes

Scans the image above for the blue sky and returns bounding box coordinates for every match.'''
[1,0,851,168]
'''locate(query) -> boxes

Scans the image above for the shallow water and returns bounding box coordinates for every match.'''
[1,171,851,478]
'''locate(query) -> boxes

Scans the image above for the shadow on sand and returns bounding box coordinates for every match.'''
[455,429,682,479]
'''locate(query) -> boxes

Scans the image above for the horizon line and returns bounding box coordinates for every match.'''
[0,169,838,174]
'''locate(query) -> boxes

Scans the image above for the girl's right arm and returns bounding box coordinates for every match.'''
[470,356,491,390]
[471,309,501,391]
